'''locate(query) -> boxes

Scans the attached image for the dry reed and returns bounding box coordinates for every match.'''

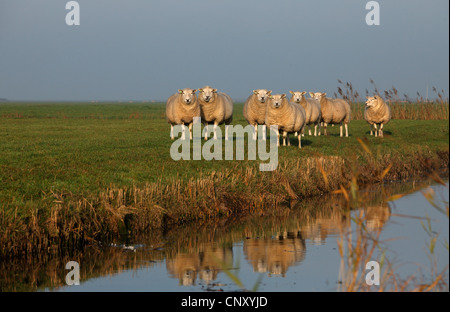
[336,79,449,121]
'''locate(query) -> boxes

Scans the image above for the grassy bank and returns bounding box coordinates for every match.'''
[1,179,443,292]
[0,102,448,258]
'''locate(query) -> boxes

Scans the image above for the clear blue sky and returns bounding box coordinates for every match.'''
[0,0,448,101]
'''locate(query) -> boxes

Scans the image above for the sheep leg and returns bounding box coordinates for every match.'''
[225,125,229,141]
[379,124,384,138]
[282,131,287,146]
[324,123,328,136]
[170,124,174,140]
[370,124,373,136]
[181,124,186,140]
[276,129,280,147]
[340,124,343,137]
[314,124,318,136]
[262,125,267,141]
[287,133,291,146]
[189,123,193,140]
[374,124,378,137]
[308,125,312,136]
[345,123,348,137]
[253,124,258,140]
[298,133,302,149]
[213,123,218,140]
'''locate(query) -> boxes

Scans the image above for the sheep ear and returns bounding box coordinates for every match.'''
[322,93,327,97]
[178,89,183,94]
[267,90,272,95]
[268,94,273,99]
[198,88,203,92]
[309,92,315,97]
[213,88,217,93]
[281,94,286,99]
[289,91,294,95]
[253,90,258,95]
[192,89,197,94]
[301,91,307,95]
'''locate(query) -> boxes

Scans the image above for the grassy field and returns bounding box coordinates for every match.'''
[0,101,448,257]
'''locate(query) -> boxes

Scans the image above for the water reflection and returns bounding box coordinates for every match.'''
[0,178,443,292]
[244,233,306,277]
[166,246,233,286]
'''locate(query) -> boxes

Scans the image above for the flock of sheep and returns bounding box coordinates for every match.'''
[166,86,391,148]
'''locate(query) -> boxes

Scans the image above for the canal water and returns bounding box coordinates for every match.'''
[1,179,448,292]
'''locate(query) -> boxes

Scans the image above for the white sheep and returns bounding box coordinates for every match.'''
[243,89,272,140]
[289,91,321,136]
[265,94,306,148]
[310,92,351,137]
[198,86,234,140]
[166,88,200,140]
[364,95,391,138]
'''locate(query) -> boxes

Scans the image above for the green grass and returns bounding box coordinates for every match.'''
[0,102,448,257]
[0,102,447,200]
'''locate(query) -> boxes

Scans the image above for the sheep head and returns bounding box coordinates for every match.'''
[198,86,217,102]
[365,95,380,107]
[289,91,307,103]
[309,92,323,100]
[178,88,197,105]
[253,89,272,103]
[269,94,286,109]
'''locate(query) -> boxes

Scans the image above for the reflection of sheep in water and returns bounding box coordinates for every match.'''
[298,204,391,245]
[243,233,306,277]
[166,252,200,286]
[301,214,349,245]
[364,203,391,231]
[165,246,233,286]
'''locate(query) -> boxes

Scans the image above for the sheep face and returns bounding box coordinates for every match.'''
[269,94,286,109]
[253,89,272,103]
[198,86,217,103]
[289,91,306,103]
[309,92,323,101]
[365,96,379,108]
[178,88,197,104]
